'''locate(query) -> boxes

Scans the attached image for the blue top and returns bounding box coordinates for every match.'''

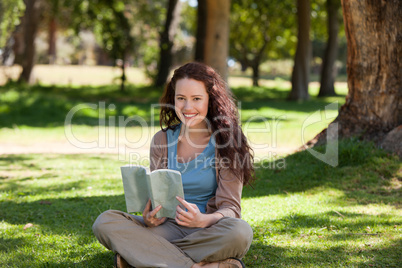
[166,124,217,213]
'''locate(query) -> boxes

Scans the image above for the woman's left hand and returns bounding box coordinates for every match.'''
[175,196,207,228]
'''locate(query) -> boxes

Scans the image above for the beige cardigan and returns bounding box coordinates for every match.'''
[149,130,243,218]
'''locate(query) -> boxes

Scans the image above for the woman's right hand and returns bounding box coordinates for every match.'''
[142,199,166,227]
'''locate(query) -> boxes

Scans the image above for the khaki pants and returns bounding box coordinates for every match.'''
[92,210,253,268]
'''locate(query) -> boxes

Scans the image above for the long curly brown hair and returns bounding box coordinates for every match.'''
[160,62,255,186]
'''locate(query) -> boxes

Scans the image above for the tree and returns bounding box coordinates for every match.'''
[0,0,25,49]
[47,15,57,64]
[155,0,182,87]
[318,0,341,97]
[76,0,137,92]
[131,0,170,81]
[43,0,71,64]
[288,0,311,100]
[196,0,231,80]
[230,0,269,87]
[18,0,43,83]
[309,0,401,155]
[195,0,207,62]
[230,0,294,87]
[0,0,25,65]
[42,0,74,64]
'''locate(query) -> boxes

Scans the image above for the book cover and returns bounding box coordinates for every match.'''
[121,165,184,218]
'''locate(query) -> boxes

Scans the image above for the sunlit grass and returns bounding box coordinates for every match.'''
[0,80,347,157]
[0,141,401,267]
[3,71,401,267]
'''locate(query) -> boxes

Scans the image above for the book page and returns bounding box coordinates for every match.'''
[121,165,149,213]
[148,169,184,218]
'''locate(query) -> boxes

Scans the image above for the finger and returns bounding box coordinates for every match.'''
[176,211,186,222]
[176,205,186,215]
[176,196,196,214]
[156,217,166,225]
[178,208,195,224]
[149,204,162,218]
[175,215,189,226]
[176,205,192,221]
[143,199,152,214]
[151,216,166,227]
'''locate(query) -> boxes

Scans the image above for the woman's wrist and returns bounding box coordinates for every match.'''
[200,212,223,228]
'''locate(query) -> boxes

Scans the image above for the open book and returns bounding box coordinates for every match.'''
[120,165,184,218]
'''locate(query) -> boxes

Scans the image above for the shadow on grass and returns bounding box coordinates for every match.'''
[263,211,400,236]
[1,177,88,196]
[0,83,161,128]
[0,155,34,166]
[0,83,346,128]
[244,237,401,267]
[244,139,401,208]
[240,97,343,114]
[0,234,113,267]
[0,194,125,240]
[0,194,124,267]
[245,205,401,266]
[0,144,400,267]
[44,251,114,268]
[1,194,400,267]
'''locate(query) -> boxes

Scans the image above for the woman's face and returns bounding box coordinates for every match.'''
[174,78,209,129]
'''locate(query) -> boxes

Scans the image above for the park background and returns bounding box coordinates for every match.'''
[0,0,401,267]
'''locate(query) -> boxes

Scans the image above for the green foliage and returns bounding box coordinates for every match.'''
[311,0,344,42]
[230,0,296,66]
[81,0,136,63]
[0,0,25,48]
[63,0,168,80]
[179,1,197,38]
[229,0,297,85]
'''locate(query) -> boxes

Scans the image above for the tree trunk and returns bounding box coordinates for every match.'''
[309,0,402,149]
[12,25,24,65]
[203,0,230,81]
[18,0,42,83]
[155,0,182,87]
[121,57,126,93]
[251,63,259,87]
[251,34,269,87]
[288,0,311,101]
[318,0,340,97]
[48,16,57,65]
[195,0,207,62]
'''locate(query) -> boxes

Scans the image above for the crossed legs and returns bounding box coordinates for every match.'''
[92,210,253,268]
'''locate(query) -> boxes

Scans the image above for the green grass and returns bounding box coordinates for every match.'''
[243,141,401,267]
[0,141,400,267]
[1,80,400,267]
[0,81,347,154]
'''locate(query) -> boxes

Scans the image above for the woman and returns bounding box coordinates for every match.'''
[93,62,255,268]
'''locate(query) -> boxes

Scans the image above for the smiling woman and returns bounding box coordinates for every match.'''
[174,78,209,130]
[92,62,255,268]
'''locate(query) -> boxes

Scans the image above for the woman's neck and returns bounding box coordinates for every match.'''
[179,122,211,142]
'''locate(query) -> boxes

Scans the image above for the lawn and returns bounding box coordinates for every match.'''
[0,141,400,267]
[0,76,347,157]
[0,69,401,267]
